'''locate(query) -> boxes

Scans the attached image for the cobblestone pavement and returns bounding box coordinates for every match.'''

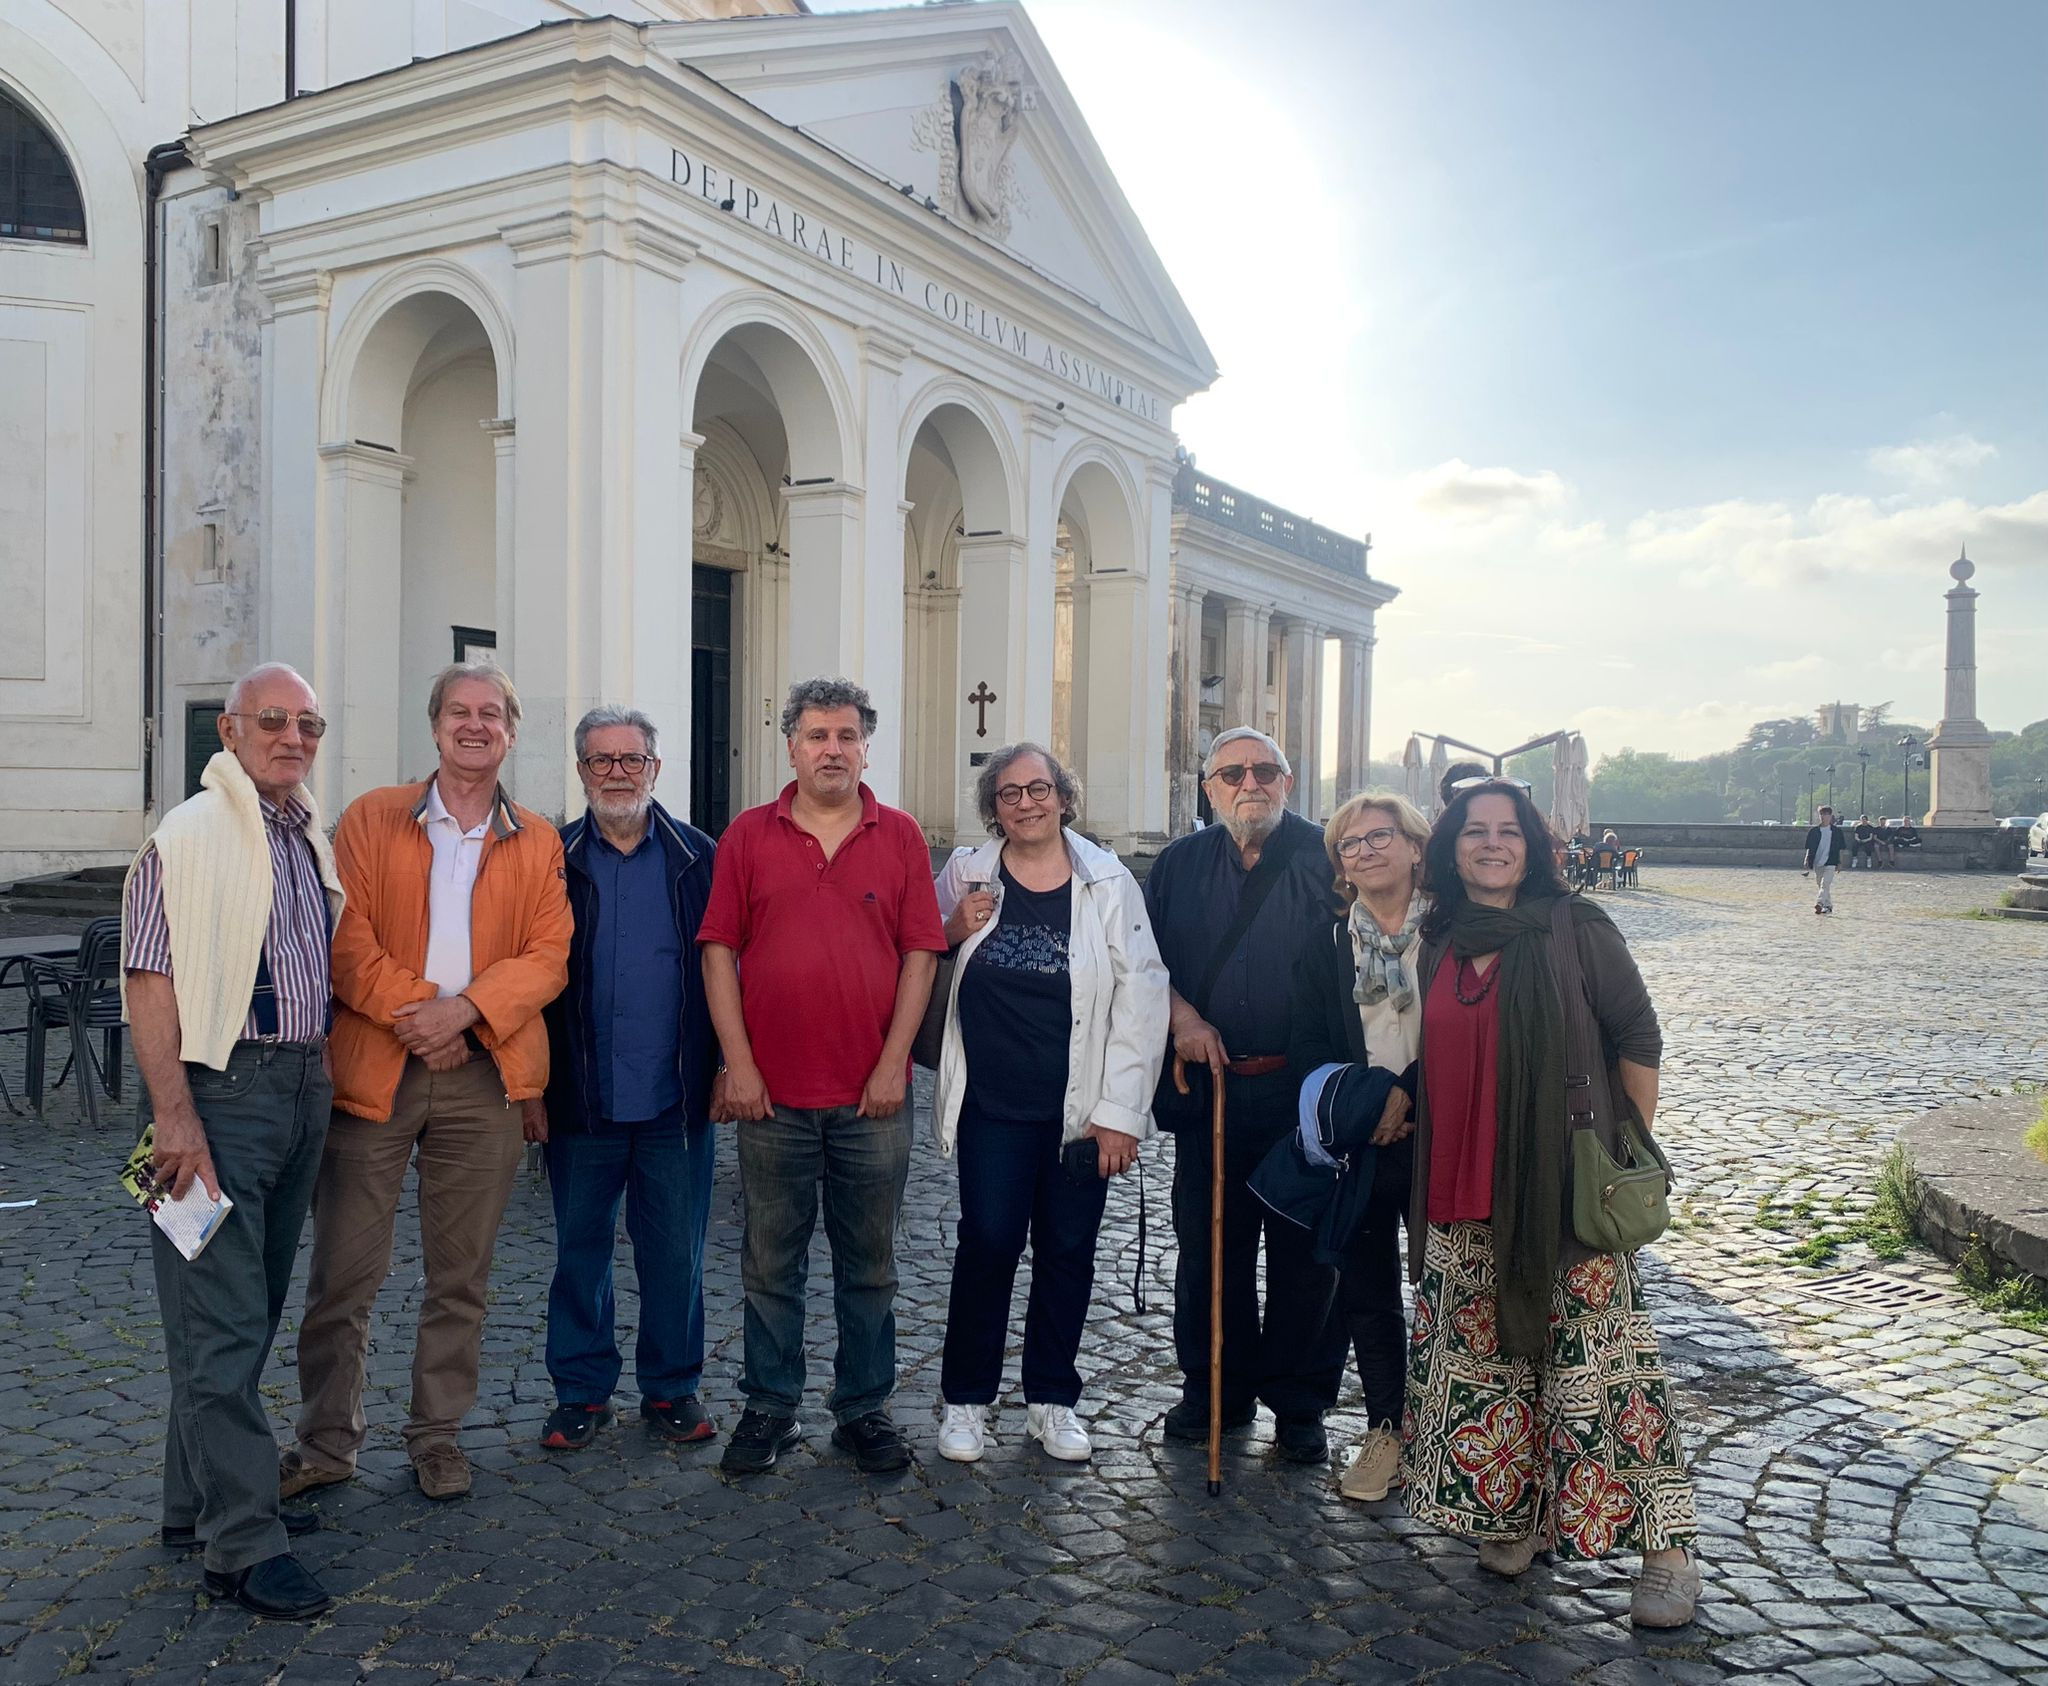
[0,867,2044,1686]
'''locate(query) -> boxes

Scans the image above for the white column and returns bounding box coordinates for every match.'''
[319,442,411,805]
[1336,632,1373,802]
[1081,573,1146,847]
[858,328,910,803]
[503,214,578,816]
[1018,404,1062,746]
[1302,624,1329,821]
[1221,599,1259,730]
[258,271,331,792]
[1168,581,1207,835]
[482,416,517,672]
[673,429,705,814]
[617,227,694,812]
[783,482,865,683]
[1280,618,1313,804]
[1132,459,1175,843]
[954,534,1028,839]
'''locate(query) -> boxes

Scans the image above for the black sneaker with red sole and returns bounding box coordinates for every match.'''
[642,1398,716,1443]
[541,1403,614,1450]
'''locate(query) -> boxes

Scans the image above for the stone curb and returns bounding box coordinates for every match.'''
[1898,1092,2048,1284]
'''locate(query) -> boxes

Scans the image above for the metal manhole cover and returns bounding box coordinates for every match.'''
[1804,1271,1951,1313]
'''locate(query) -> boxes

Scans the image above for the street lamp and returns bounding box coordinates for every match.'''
[1806,768,1819,824]
[1896,734,1921,820]
[1824,763,1837,811]
[1855,746,1871,816]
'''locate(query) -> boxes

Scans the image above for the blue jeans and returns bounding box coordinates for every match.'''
[941,1113,1108,1408]
[736,1101,910,1424]
[544,1106,713,1407]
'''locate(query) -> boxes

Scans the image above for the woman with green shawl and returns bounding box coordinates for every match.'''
[1400,778,1700,1630]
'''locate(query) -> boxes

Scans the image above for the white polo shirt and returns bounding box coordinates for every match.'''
[420,779,490,997]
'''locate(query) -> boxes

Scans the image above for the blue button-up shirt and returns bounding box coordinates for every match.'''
[588,820,683,1123]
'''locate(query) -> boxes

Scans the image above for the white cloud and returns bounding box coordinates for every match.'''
[1746,654,1827,686]
[1868,433,1998,489]
[1410,459,1569,523]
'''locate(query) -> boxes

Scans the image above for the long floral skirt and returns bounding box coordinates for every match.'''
[1401,1219,1698,1559]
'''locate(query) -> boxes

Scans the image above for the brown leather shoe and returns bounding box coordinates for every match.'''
[277,1447,351,1501]
[411,1445,472,1501]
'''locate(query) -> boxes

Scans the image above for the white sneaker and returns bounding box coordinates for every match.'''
[937,1403,987,1462]
[1026,1403,1093,1461]
[1339,1424,1403,1502]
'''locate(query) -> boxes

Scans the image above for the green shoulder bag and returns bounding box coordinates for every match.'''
[1549,897,1674,1253]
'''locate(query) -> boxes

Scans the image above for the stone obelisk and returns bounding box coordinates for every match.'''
[1925,550,1993,826]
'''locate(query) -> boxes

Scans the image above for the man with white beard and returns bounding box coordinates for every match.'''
[1144,727,1348,1464]
[529,707,723,1452]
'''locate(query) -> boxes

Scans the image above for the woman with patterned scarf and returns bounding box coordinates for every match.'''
[1402,778,1700,1630]
[1286,792,1431,1505]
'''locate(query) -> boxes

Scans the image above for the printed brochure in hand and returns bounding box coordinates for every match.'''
[120,1126,234,1262]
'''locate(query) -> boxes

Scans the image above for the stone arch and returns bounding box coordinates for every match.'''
[896,378,1023,537]
[1051,440,1144,574]
[1049,442,1146,817]
[321,259,515,444]
[317,284,504,793]
[680,291,855,484]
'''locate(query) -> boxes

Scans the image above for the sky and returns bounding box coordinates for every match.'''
[816,0,2048,763]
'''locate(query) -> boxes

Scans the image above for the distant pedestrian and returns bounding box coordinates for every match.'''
[120,662,341,1620]
[1803,805,1843,913]
[1851,815,1876,870]
[1147,727,1348,1464]
[1403,779,1699,1629]
[1285,793,1431,1502]
[286,663,570,1503]
[929,744,1169,1464]
[532,708,721,1453]
[699,678,947,1475]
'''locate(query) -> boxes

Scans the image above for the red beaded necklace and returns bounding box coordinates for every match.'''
[1453,955,1500,1007]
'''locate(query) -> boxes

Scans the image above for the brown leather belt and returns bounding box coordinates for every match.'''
[1225,1055,1287,1078]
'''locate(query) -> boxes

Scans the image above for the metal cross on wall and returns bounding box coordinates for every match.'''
[967,681,998,738]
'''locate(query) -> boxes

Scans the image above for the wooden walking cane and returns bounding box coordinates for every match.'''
[1173,1054,1227,1496]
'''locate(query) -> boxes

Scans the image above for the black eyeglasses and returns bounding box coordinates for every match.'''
[996,779,1055,806]
[1334,827,1400,858]
[1211,762,1285,788]
[230,708,327,739]
[1448,775,1532,794]
[582,752,653,775]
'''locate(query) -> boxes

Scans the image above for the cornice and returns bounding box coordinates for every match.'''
[184,20,1212,411]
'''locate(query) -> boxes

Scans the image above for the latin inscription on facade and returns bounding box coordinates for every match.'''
[670,148,1165,426]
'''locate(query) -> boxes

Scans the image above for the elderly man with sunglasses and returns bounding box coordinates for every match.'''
[1144,727,1349,1463]
[120,663,342,1620]
[529,707,721,1453]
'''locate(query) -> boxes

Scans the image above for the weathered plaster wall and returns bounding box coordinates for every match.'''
[159,178,265,798]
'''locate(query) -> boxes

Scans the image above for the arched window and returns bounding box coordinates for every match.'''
[1,90,86,245]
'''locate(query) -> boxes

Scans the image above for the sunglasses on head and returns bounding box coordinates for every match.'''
[1211,762,1286,788]
[1448,775,1532,794]
[230,708,327,739]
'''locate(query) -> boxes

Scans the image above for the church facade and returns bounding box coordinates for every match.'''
[0,0,1394,874]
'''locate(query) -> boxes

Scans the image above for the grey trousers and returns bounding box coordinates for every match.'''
[149,1041,330,1574]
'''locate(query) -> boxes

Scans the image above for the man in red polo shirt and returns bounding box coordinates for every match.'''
[700,676,946,1473]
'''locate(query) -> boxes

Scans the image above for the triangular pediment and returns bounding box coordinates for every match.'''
[651,2,1214,384]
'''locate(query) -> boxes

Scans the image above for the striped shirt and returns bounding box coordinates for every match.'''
[124,794,333,1044]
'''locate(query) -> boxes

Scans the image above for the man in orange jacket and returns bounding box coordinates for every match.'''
[282,662,570,1502]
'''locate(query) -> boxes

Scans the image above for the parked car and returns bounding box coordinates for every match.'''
[2029,813,2048,858]
[1997,815,2037,829]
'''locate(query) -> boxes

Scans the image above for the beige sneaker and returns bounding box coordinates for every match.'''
[411,1445,472,1501]
[1631,1553,1701,1628]
[1338,1426,1402,1502]
[1476,1534,1541,1577]
[277,1446,351,1500]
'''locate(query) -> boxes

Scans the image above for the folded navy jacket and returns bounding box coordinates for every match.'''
[1247,1060,1399,1266]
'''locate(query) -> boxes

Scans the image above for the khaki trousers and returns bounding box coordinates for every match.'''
[294,1053,522,1469]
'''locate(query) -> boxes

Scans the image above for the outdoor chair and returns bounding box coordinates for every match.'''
[1592,847,1619,890]
[23,917,126,1127]
[1620,848,1641,888]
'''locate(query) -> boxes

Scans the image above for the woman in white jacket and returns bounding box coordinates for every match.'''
[931,743,1169,1463]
